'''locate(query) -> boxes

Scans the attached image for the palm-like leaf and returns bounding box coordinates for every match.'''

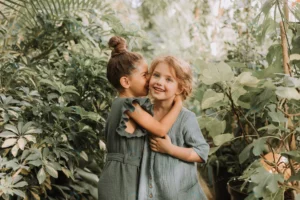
[0,0,112,51]
[0,0,109,26]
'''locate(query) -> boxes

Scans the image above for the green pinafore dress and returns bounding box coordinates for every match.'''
[98,97,151,200]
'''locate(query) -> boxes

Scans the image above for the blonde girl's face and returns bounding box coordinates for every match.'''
[149,62,181,101]
[128,59,149,97]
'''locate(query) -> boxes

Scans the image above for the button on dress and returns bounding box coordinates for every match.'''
[138,108,210,200]
[98,97,152,200]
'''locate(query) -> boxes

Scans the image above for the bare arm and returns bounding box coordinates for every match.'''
[126,96,182,137]
[149,135,204,163]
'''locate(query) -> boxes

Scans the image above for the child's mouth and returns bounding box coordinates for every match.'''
[153,86,164,92]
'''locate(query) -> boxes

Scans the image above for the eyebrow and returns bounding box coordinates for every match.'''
[153,71,174,79]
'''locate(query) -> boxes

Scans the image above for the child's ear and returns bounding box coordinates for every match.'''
[120,76,130,89]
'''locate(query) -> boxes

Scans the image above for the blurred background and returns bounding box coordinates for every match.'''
[1,0,300,199]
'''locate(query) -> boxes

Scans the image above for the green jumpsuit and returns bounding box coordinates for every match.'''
[98,97,151,200]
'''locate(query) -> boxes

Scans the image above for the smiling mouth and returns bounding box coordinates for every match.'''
[153,86,165,92]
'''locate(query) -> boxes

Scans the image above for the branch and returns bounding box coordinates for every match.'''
[280,21,291,76]
[278,107,300,117]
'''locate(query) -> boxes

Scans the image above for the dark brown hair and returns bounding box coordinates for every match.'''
[149,56,193,100]
[106,36,143,90]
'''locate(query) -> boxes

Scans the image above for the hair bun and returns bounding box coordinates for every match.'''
[108,36,127,57]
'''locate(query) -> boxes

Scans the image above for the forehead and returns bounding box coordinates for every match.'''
[153,62,176,77]
[134,60,148,72]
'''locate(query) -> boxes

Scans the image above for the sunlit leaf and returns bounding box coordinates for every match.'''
[80,151,89,161]
[18,137,27,150]
[201,89,224,109]
[11,144,19,157]
[237,72,260,87]
[2,138,17,148]
[213,133,233,146]
[0,131,17,138]
[275,87,300,100]
[37,167,46,184]
[45,165,58,178]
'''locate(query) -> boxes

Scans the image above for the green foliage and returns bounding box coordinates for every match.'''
[0,0,142,199]
[192,1,300,199]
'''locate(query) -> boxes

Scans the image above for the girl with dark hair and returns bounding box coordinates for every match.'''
[98,37,182,200]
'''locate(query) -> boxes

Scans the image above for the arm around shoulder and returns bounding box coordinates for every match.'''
[126,97,182,137]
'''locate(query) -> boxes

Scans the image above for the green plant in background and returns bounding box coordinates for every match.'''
[0,0,144,199]
[194,0,300,199]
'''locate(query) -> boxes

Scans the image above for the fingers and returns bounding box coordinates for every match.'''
[150,143,158,152]
[149,138,157,144]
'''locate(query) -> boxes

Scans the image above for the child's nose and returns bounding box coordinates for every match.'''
[156,77,163,85]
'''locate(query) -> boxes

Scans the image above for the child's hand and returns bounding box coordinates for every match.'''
[149,135,173,154]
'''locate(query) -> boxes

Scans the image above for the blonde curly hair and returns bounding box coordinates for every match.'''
[149,55,193,100]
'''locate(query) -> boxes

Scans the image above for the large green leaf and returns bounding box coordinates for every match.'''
[275,87,300,100]
[236,72,260,87]
[199,117,226,138]
[213,133,233,146]
[200,62,234,85]
[201,89,224,109]
[251,167,284,198]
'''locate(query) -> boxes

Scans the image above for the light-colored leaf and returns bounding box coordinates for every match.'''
[18,137,27,150]
[237,72,260,87]
[80,151,89,161]
[45,165,58,178]
[275,87,300,100]
[17,122,24,135]
[28,160,42,167]
[213,133,234,146]
[11,144,19,157]
[201,89,224,109]
[283,76,300,87]
[37,167,46,184]
[99,140,106,151]
[24,128,42,134]
[200,62,234,85]
[2,138,17,148]
[206,119,226,137]
[290,54,300,61]
[13,181,28,188]
[4,124,19,134]
[21,122,35,134]
[0,131,17,138]
[24,135,36,143]
[62,167,71,178]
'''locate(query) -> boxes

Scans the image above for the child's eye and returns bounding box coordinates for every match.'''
[166,78,173,82]
[153,73,159,77]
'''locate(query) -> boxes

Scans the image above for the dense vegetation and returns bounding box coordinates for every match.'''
[1,0,300,199]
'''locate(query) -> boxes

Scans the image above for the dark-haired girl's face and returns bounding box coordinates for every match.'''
[127,59,149,97]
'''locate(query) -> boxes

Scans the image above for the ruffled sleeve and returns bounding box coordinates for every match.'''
[116,97,152,138]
